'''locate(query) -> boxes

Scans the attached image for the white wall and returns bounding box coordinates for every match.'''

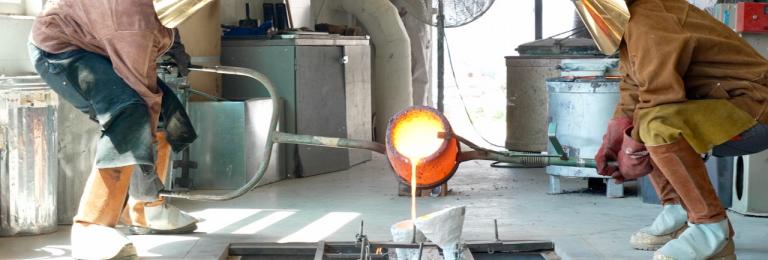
[0,15,35,75]
[290,0,312,29]
[221,0,313,29]
[0,0,43,14]
[311,0,357,27]
[0,0,44,75]
[0,0,24,14]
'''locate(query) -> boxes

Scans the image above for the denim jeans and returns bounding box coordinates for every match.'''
[29,43,156,168]
[29,44,172,200]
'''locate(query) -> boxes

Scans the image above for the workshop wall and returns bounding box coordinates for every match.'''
[310,0,359,28]
[178,2,222,98]
[0,0,43,75]
[221,0,313,29]
[0,16,35,75]
[0,0,43,16]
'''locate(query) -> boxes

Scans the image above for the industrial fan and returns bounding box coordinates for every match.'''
[398,0,496,112]
[405,0,495,28]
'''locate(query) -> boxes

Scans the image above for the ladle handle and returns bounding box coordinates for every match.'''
[273,132,386,154]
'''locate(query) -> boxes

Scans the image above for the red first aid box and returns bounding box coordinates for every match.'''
[736,2,768,33]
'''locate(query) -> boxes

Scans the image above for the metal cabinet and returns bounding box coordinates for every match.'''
[221,35,372,178]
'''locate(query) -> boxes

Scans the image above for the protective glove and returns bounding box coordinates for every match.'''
[595,117,632,178]
[616,126,653,182]
[159,29,191,76]
[158,79,197,152]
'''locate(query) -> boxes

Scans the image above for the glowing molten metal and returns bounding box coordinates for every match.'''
[386,106,460,189]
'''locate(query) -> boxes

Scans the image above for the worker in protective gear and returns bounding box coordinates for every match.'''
[575,0,768,259]
[29,0,211,258]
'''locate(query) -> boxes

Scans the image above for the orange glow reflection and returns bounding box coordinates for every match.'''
[391,112,445,161]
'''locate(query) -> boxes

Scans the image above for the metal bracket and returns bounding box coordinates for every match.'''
[314,241,326,260]
[172,148,198,189]
[547,122,569,161]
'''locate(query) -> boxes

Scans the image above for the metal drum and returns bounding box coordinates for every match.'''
[506,38,604,152]
[546,78,620,178]
[0,76,59,236]
[505,57,560,152]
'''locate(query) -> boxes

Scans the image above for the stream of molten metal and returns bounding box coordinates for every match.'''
[392,112,445,225]
[411,160,418,224]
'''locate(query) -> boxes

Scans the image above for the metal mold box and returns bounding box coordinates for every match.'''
[184,98,283,189]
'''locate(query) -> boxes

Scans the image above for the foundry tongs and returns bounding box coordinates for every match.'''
[159,65,596,201]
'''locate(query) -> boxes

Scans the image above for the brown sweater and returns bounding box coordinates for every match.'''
[31,0,173,127]
[616,0,768,126]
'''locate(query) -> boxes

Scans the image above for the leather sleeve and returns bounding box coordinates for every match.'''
[624,1,695,110]
[614,51,640,119]
[164,29,191,76]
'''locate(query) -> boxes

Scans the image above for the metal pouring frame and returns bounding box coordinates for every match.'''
[159,65,597,201]
[227,220,557,260]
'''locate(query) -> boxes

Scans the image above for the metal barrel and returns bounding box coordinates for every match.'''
[504,57,561,152]
[0,76,59,236]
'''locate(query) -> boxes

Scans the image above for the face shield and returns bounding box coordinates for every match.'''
[154,0,215,28]
[572,0,630,55]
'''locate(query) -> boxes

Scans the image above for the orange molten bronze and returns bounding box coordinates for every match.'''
[386,106,459,188]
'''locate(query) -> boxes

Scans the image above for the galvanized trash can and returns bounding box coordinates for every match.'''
[546,77,620,176]
[0,76,58,236]
[546,59,623,197]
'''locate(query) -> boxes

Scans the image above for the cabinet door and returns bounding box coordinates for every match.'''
[221,44,296,178]
[344,46,372,166]
[221,45,297,134]
[295,46,349,176]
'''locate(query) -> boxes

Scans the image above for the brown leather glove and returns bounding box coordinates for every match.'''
[160,29,191,76]
[615,127,653,183]
[595,117,632,177]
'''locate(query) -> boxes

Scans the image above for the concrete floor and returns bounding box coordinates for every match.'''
[1,154,767,259]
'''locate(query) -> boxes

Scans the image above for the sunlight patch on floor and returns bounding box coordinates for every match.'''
[233,211,296,235]
[190,208,263,234]
[28,245,70,260]
[278,212,360,243]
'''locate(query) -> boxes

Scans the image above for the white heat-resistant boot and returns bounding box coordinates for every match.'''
[653,219,736,260]
[71,224,137,260]
[130,203,198,235]
[631,204,688,250]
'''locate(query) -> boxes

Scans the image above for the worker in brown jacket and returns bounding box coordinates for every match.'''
[575,0,768,259]
[29,0,212,258]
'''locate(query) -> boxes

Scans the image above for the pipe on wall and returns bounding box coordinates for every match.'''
[326,0,414,142]
[535,0,543,40]
[391,0,432,107]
